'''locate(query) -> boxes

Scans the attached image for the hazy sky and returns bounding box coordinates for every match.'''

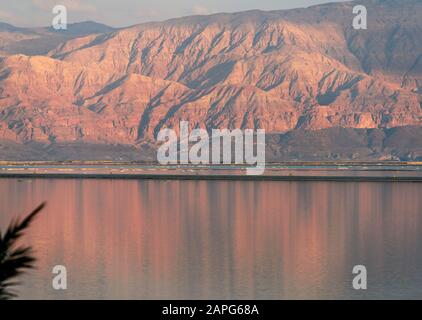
[0,0,349,27]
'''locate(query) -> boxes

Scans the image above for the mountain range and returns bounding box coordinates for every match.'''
[0,0,421,161]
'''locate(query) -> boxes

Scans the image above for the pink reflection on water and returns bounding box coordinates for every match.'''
[0,178,421,299]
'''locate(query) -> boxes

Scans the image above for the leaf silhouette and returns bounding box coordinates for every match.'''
[0,202,45,300]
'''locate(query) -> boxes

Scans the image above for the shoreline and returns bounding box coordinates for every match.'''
[1,173,421,182]
[1,161,422,166]
[1,162,421,182]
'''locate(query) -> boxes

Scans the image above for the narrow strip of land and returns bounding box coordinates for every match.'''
[1,169,422,182]
[0,162,421,181]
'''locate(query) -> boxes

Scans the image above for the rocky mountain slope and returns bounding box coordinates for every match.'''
[0,0,420,160]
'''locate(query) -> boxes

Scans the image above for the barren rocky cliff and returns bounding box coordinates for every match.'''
[0,0,421,161]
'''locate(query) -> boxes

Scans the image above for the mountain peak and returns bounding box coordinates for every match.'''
[47,21,115,35]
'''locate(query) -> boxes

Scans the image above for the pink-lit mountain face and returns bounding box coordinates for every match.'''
[0,0,421,161]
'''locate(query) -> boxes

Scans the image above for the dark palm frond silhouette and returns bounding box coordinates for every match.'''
[0,202,45,300]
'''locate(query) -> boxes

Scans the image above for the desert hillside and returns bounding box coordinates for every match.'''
[0,0,421,160]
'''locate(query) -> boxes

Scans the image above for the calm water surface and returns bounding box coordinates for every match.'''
[0,178,422,299]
